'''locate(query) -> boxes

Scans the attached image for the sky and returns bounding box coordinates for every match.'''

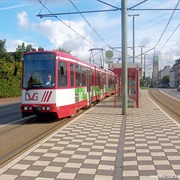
[0,0,180,77]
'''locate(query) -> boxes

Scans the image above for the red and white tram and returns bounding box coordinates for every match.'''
[21,50,115,118]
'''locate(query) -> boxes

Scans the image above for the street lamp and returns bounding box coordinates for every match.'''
[128,14,139,63]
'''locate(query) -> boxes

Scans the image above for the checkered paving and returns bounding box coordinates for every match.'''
[0,90,180,180]
[0,98,122,180]
[123,91,180,180]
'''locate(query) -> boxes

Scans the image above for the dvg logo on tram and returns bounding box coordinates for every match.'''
[25,92,38,101]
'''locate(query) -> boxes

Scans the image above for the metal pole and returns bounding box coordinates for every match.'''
[133,16,135,63]
[121,0,128,115]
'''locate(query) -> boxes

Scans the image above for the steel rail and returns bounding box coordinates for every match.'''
[148,89,180,124]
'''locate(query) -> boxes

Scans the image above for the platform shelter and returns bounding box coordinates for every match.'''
[109,63,142,108]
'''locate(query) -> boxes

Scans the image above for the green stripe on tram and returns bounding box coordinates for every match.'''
[75,87,87,102]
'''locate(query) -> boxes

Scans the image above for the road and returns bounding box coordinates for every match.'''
[160,88,180,100]
[0,102,22,126]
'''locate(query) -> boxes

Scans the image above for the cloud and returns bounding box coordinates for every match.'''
[139,37,150,46]
[7,1,179,72]
[17,11,29,29]
[31,19,94,60]
[0,4,30,11]
[6,39,34,52]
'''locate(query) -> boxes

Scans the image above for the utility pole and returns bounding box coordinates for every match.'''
[121,0,128,115]
[128,14,139,63]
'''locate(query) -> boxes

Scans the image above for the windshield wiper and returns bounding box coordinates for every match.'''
[26,77,33,91]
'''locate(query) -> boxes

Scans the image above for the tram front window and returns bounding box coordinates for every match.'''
[23,52,56,89]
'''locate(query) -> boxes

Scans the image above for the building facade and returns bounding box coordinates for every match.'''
[169,66,175,87]
[158,65,170,87]
[152,55,159,86]
[174,58,180,87]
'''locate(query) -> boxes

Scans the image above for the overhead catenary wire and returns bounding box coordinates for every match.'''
[128,0,148,10]
[69,0,112,49]
[158,22,180,53]
[37,0,127,58]
[38,0,47,15]
[37,0,180,63]
[154,0,180,49]
[37,0,98,48]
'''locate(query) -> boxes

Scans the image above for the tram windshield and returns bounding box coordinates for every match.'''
[23,52,56,90]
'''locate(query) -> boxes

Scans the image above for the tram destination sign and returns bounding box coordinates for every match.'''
[24,53,55,61]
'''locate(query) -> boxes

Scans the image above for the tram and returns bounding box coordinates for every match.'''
[21,50,115,118]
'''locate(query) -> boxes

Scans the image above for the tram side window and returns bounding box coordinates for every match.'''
[82,66,87,86]
[75,65,87,86]
[98,72,103,89]
[70,63,74,87]
[90,69,94,86]
[58,61,67,87]
[97,72,100,87]
[75,64,81,86]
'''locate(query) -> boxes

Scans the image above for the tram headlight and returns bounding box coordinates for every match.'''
[24,106,28,111]
[29,106,32,111]
[46,106,51,111]
[41,106,46,111]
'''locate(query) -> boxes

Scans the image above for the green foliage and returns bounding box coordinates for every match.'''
[0,39,72,98]
[14,42,33,62]
[140,76,152,87]
[38,47,44,51]
[0,39,25,98]
[0,59,22,98]
[55,47,71,54]
[162,75,170,84]
[0,39,6,53]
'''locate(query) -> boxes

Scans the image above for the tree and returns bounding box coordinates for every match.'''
[14,42,34,62]
[56,47,71,54]
[38,47,44,51]
[0,39,7,59]
[0,39,6,53]
[162,75,170,85]
[26,44,33,52]
[4,52,14,63]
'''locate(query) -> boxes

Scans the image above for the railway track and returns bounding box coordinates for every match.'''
[148,89,180,124]
[0,114,79,168]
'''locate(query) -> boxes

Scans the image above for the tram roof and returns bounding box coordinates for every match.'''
[23,50,114,75]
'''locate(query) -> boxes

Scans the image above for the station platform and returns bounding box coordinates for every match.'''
[0,90,180,180]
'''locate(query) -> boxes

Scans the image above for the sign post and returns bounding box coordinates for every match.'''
[105,50,113,64]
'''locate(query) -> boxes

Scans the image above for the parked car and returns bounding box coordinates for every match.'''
[158,84,169,88]
[177,85,180,91]
[149,84,153,88]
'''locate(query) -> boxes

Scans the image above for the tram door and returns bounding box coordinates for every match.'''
[87,68,91,106]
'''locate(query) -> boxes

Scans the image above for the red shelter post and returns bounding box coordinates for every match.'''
[109,63,142,108]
